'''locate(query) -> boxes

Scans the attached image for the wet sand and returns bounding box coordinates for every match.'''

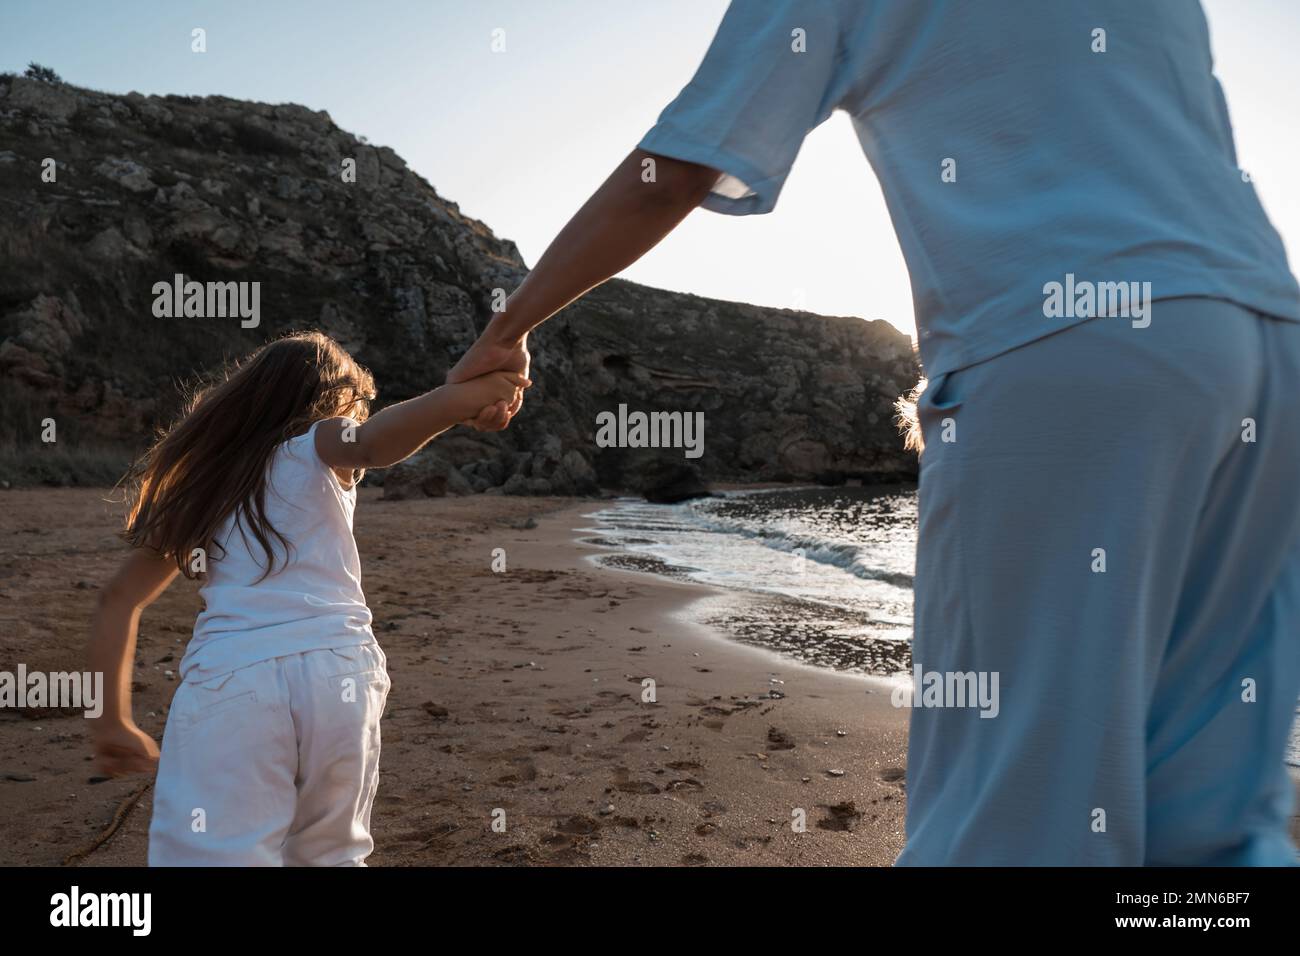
[0,488,908,866]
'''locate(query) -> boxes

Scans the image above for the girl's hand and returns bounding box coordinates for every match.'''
[451,370,531,424]
[93,720,160,777]
[469,399,511,429]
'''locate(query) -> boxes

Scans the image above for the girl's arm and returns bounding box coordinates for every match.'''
[89,547,180,775]
[315,370,529,470]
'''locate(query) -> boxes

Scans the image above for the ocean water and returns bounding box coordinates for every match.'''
[580,485,1300,769]
[581,486,917,675]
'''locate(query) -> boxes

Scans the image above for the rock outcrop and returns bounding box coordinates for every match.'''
[0,75,920,492]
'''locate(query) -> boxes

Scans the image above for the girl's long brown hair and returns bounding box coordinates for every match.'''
[123,331,376,578]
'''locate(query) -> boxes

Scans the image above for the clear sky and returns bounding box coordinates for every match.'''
[3,0,1297,340]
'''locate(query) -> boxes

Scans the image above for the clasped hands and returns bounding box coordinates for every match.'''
[448,327,532,432]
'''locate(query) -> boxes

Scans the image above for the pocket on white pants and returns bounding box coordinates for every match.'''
[168,667,263,746]
[323,645,391,706]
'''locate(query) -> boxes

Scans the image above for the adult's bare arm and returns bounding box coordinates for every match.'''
[451,149,719,427]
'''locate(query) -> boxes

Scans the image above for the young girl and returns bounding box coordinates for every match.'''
[88,330,528,866]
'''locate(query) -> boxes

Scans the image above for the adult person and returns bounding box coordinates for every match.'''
[450,0,1300,865]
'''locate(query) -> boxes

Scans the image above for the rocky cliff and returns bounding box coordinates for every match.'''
[0,74,919,494]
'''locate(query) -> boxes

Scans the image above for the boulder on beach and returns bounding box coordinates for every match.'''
[636,459,711,504]
[381,449,474,499]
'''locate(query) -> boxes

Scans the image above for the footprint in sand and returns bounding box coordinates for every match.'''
[702,698,763,718]
[766,726,796,751]
[554,815,600,837]
[539,833,589,864]
[549,704,592,719]
[494,757,539,787]
[614,779,660,794]
[611,766,661,794]
[420,701,449,719]
[492,844,535,864]
[816,801,864,832]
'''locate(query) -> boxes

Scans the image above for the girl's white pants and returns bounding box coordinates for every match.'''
[148,643,390,866]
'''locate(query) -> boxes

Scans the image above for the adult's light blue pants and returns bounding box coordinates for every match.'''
[897,298,1300,865]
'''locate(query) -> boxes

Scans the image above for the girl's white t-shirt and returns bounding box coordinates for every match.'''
[181,420,374,681]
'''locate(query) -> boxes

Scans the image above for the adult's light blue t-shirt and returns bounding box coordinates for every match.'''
[638,0,1300,378]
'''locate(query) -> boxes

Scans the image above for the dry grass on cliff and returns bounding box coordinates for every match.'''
[0,441,133,489]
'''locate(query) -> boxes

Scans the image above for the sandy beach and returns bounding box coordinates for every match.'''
[0,488,909,866]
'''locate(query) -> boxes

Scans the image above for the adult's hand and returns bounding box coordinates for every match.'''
[449,328,530,431]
